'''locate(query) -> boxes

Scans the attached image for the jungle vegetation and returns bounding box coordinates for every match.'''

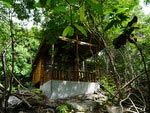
[0,0,150,112]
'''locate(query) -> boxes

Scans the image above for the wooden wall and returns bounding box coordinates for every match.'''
[32,58,97,86]
[41,69,97,84]
[32,57,45,85]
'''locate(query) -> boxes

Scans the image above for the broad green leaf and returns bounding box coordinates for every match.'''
[62,26,74,37]
[34,2,41,7]
[118,8,129,13]
[104,20,117,31]
[53,6,67,13]
[74,24,87,37]
[87,0,103,14]
[79,5,86,22]
[117,13,129,21]
[0,0,12,8]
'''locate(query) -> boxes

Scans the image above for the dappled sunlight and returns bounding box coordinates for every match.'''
[40,80,100,99]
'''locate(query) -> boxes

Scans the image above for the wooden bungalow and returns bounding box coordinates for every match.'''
[31,34,105,99]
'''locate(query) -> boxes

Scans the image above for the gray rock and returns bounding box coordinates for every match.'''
[106,105,122,113]
[85,93,108,105]
[18,112,27,113]
[8,96,22,107]
[67,100,96,112]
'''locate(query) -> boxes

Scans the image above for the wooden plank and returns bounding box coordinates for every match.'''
[59,36,97,47]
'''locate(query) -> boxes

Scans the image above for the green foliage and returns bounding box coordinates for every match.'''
[23,0,35,9]
[0,16,40,82]
[39,0,47,7]
[13,3,28,20]
[86,0,103,14]
[53,5,67,13]
[100,75,116,95]
[79,4,86,22]
[144,0,150,4]
[56,103,72,113]
[62,26,74,37]
[74,24,87,37]
[1,0,149,98]
[104,9,129,31]
[0,0,13,7]
[15,29,40,77]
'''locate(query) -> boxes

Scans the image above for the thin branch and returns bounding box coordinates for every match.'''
[129,97,139,113]
[13,76,27,90]
[65,0,73,25]
[120,93,145,113]
[112,73,143,99]
[132,41,150,112]
[12,94,32,108]
[120,74,140,90]
[137,88,146,111]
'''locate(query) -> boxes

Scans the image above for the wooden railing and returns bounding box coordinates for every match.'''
[41,69,97,84]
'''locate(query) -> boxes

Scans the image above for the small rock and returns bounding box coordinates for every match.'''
[85,93,107,105]
[18,111,27,113]
[67,100,95,112]
[8,96,22,107]
[106,105,122,113]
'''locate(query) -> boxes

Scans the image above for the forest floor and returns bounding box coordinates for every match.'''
[0,88,109,113]
[0,86,146,113]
